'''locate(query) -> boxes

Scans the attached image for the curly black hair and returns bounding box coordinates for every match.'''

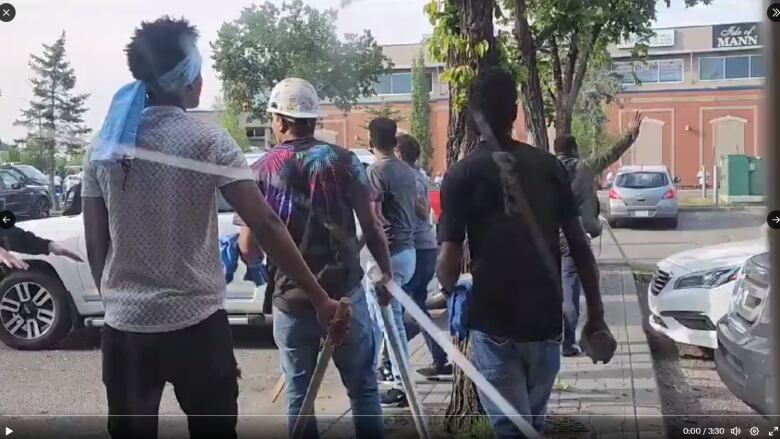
[125,16,199,85]
[468,67,518,137]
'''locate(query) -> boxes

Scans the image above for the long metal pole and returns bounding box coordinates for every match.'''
[765,1,780,416]
[380,305,431,439]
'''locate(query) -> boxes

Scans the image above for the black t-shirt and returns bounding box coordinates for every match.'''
[438,140,578,342]
[234,137,370,315]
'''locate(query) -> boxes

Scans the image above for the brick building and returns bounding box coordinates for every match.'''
[199,22,765,187]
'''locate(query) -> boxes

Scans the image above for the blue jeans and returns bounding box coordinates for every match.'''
[470,330,561,439]
[273,287,382,439]
[403,248,448,368]
[366,248,416,387]
[561,255,581,347]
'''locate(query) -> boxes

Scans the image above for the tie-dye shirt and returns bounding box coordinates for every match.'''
[238,137,371,314]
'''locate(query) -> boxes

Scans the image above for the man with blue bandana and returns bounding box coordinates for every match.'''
[82,17,350,439]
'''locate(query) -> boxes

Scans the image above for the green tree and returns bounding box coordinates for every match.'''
[425,0,501,166]
[213,94,251,151]
[506,0,711,152]
[14,31,90,204]
[212,0,392,121]
[410,49,433,173]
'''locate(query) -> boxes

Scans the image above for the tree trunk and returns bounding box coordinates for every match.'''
[445,0,499,166]
[444,335,484,434]
[443,0,498,432]
[513,0,549,151]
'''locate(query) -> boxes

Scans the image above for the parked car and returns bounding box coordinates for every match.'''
[0,168,52,218]
[2,164,50,187]
[607,165,678,229]
[0,203,264,350]
[63,174,81,194]
[647,230,767,350]
[715,252,772,415]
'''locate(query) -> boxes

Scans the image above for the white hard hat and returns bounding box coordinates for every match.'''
[266,78,321,119]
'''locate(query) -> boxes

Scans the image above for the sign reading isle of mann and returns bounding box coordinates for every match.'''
[712,22,761,48]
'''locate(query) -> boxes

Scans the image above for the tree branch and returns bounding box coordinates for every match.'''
[566,23,603,114]
[550,36,563,94]
[563,32,579,97]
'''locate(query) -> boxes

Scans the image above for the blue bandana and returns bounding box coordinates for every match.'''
[91,47,202,163]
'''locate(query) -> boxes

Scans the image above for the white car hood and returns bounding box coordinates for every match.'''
[664,238,767,272]
[15,214,84,242]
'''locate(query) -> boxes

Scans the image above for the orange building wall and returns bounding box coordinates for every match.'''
[322,88,764,187]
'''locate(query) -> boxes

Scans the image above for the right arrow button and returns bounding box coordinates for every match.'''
[769,3,780,22]
[768,210,780,230]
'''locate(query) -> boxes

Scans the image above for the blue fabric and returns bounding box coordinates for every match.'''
[91,47,202,163]
[447,277,474,342]
[219,233,268,286]
[366,248,416,388]
[273,287,382,439]
[561,255,582,347]
[470,329,561,438]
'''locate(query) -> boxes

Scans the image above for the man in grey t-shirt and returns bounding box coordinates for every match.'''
[365,117,419,407]
[82,17,347,439]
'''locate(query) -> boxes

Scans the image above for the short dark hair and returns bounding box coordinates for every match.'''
[126,16,199,86]
[554,135,578,155]
[396,134,421,164]
[468,67,518,137]
[368,118,397,151]
[279,116,317,137]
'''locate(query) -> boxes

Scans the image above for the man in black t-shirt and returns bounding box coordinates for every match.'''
[436,68,609,437]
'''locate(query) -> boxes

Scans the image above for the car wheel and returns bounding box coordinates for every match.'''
[33,197,51,219]
[608,219,621,229]
[666,218,678,229]
[0,270,73,350]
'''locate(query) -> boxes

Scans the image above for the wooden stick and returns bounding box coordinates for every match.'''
[270,375,286,403]
[290,297,352,439]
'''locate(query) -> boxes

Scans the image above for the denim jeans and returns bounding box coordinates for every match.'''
[561,255,582,347]
[403,248,448,368]
[366,248,416,387]
[273,287,382,439]
[470,330,561,439]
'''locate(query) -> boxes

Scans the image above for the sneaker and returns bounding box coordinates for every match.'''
[380,388,408,408]
[417,363,453,381]
[562,343,582,357]
[376,367,394,385]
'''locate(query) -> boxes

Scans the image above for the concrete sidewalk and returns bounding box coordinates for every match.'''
[299,263,663,439]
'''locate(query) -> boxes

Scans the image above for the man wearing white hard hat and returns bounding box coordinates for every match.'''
[237,77,394,439]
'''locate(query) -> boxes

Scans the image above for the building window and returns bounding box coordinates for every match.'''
[374,70,432,95]
[699,55,764,80]
[614,59,683,84]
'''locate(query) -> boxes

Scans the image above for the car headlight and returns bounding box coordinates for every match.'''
[674,267,739,290]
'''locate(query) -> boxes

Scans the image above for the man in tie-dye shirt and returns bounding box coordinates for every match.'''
[236,78,393,439]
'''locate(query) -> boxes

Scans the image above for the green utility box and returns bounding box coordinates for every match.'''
[719,154,765,203]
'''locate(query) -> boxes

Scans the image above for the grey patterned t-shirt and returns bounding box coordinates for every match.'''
[82,106,252,333]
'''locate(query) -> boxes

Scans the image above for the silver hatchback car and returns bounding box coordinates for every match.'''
[607,165,679,229]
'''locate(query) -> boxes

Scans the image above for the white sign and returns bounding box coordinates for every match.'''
[618,29,675,49]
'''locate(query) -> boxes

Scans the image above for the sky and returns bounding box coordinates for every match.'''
[0,0,764,142]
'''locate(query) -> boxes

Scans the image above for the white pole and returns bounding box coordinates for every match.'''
[713,164,719,207]
[380,305,431,439]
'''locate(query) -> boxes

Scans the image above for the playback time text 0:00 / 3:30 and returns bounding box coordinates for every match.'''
[682,427,727,436]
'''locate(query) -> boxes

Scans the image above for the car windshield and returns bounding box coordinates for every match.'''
[615,172,668,189]
[14,165,49,184]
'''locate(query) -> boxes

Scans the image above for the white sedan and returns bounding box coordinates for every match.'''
[647,231,767,350]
